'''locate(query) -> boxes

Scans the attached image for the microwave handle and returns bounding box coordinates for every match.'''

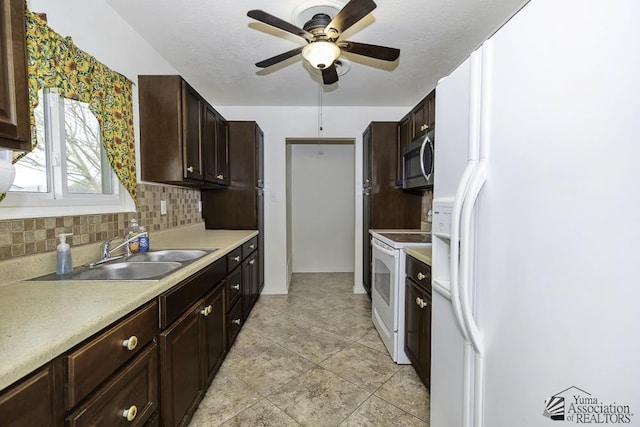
[419,134,432,180]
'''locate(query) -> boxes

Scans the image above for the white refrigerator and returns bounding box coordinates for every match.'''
[430,1,640,426]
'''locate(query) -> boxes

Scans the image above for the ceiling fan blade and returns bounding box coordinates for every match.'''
[325,0,377,38]
[322,65,339,85]
[338,41,400,61]
[255,46,305,68]
[248,10,314,41]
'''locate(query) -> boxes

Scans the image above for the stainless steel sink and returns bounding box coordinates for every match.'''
[127,249,211,263]
[25,248,217,281]
[68,261,183,280]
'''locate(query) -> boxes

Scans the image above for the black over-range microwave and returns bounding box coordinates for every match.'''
[402,130,434,190]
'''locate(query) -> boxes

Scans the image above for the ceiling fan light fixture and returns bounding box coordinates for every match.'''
[302,41,341,69]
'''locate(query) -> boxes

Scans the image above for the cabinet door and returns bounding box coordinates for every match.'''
[181,84,203,181]
[411,98,428,140]
[362,187,371,295]
[0,364,60,427]
[255,125,264,187]
[215,113,230,185]
[426,90,436,132]
[396,116,411,186]
[362,126,372,187]
[159,302,203,427]
[404,278,431,389]
[404,279,423,369]
[0,0,30,151]
[202,106,218,183]
[420,292,432,390]
[203,285,226,387]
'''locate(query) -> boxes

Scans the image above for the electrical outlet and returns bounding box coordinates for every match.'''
[160,200,167,215]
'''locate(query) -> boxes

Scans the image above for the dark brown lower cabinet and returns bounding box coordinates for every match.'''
[405,256,432,389]
[203,284,226,387]
[0,362,63,427]
[66,344,158,427]
[159,281,226,427]
[242,251,259,321]
[159,301,203,427]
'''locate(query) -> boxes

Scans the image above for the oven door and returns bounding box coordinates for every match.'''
[371,238,399,357]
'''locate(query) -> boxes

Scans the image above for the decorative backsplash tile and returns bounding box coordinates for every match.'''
[0,183,203,261]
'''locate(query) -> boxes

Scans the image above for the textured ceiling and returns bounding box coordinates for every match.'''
[105,0,527,107]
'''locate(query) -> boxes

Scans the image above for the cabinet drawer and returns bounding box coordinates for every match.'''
[242,236,258,257]
[225,267,242,312]
[65,302,158,410]
[226,299,243,348]
[159,258,225,328]
[66,343,158,427]
[406,255,431,291]
[226,247,242,271]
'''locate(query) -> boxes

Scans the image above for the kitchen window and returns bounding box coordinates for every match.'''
[1,89,130,217]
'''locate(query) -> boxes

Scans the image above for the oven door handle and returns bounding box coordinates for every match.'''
[371,239,398,258]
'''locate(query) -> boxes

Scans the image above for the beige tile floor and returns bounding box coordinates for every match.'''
[189,273,430,426]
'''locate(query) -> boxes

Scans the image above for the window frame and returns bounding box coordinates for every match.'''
[1,89,135,219]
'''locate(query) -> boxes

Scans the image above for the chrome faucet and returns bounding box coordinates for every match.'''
[88,232,148,267]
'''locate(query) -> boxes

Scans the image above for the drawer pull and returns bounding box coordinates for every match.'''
[417,272,426,280]
[122,336,138,351]
[415,297,427,309]
[232,318,241,325]
[217,174,224,180]
[123,405,138,422]
[249,244,255,249]
[233,256,241,262]
[249,259,255,265]
[187,166,194,173]
[200,305,213,316]
[232,284,240,291]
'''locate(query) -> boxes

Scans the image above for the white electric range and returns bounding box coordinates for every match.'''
[369,230,432,364]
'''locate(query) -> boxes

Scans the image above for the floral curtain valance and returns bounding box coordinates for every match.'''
[17,8,137,203]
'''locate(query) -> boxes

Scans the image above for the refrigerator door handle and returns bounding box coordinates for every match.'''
[459,160,487,356]
[450,159,476,342]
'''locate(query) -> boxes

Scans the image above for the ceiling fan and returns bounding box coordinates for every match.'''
[247,0,400,85]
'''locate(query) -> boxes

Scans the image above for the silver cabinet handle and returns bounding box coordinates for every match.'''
[249,244,255,249]
[232,284,240,291]
[363,190,370,196]
[217,174,224,179]
[187,166,194,173]
[249,259,255,265]
[233,256,240,262]
[232,319,241,325]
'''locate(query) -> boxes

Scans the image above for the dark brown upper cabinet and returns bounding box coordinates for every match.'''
[395,89,436,187]
[0,0,31,151]
[138,75,229,188]
[203,105,229,186]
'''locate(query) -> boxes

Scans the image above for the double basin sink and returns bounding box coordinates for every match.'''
[29,249,216,281]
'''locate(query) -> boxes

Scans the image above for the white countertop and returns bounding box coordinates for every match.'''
[0,224,257,391]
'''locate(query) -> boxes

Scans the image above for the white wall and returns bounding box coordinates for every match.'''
[289,143,354,273]
[27,0,178,183]
[217,106,407,294]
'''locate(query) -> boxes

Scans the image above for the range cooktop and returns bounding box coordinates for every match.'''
[377,232,432,244]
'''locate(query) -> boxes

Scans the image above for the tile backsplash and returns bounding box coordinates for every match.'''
[0,183,203,261]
